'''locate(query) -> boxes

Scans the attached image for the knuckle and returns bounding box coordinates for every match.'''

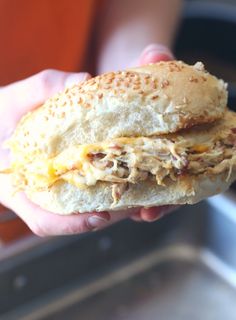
[37,69,59,88]
[58,223,76,235]
[37,69,57,81]
[32,69,63,101]
[64,220,90,235]
[28,219,48,237]
[30,225,47,237]
[52,223,87,235]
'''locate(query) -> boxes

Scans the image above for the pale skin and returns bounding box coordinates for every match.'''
[0,0,182,236]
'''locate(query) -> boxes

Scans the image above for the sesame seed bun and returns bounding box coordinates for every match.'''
[10,61,227,159]
[5,61,236,215]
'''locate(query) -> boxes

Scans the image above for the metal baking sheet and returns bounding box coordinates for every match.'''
[39,245,236,320]
[1,192,235,320]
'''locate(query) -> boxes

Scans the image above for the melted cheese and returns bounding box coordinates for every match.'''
[191,145,209,153]
[8,132,236,193]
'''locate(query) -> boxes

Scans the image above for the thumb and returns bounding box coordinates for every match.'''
[138,44,174,66]
[1,70,91,124]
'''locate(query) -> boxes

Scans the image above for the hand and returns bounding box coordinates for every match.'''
[0,70,134,236]
[0,46,177,236]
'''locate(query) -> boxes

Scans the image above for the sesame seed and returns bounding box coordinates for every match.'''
[151,95,159,100]
[189,76,198,83]
[183,97,188,104]
[161,80,169,88]
[152,81,158,89]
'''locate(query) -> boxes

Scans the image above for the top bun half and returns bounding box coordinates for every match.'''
[9,61,227,159]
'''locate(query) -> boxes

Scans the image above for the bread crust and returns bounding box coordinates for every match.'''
[6,61,234,215]
[9,61,227,159]
[26,171,236,214]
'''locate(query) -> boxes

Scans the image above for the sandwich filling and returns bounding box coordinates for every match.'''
[9,113,236,203]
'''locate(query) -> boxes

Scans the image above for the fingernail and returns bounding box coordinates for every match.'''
[143,44,172,54]
[87,215,110,230]
[142,44,174,60]
[65,73,90,88]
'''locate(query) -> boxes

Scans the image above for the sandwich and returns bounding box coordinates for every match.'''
[3,61,236,214]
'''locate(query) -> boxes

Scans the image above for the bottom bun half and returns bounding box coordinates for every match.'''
[25,171,236,215]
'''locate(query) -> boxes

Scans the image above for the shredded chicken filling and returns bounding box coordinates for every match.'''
[12,132,236,201]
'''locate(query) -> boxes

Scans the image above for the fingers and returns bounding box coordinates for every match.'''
[0,174,134,236]
[1,70,91,125]
[138,43,174,66]
[6,190,137,236]
[0,174,178,235]
[107,208,140,225]
[131,205,180,222]
[10,192,110,236]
